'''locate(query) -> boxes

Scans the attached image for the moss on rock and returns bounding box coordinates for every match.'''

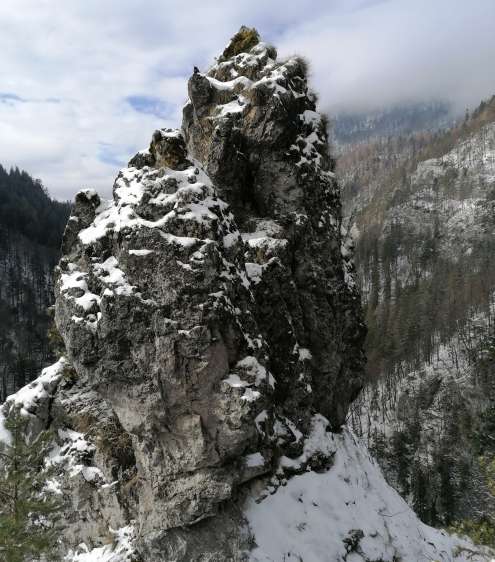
[221,26,260,60]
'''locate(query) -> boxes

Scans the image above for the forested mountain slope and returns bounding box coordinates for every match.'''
[341,96,495,542]
[0,165,70,399]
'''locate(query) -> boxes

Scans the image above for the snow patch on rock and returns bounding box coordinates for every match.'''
[65,525,136,562]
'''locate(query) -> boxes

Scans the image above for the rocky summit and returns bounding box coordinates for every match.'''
[0,27,493,562]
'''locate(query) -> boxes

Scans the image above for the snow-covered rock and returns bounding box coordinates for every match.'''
[2,26,491,562]
[3,371,494,561]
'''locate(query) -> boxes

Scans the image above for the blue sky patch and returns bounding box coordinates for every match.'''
[97,143,127,168]
[0,92,25,104]
[126,95,175,119]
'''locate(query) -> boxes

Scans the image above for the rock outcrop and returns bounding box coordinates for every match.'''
[0,27,492,562]
[48,26,365,554]
[183,27,365,429]
[53,128,275,552]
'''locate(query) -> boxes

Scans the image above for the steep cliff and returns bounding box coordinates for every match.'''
[182,28,365,427]
[0,28,493,562]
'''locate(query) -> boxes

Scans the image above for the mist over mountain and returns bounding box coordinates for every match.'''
[332,101,456,147]
[1,0,494,200]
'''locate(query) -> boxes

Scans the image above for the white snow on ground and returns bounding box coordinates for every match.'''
[206,75,253,92]
[47,427,107,484]
[94,256,134,297]
[128,249,154,256]
[236,356,275,388]
[60,268,101,312]
[216,95,248,117]
[246,421,494,562]
[223,374,250,388]
[65,525,136,562]
[61,134,251,332]
[44,478,63,495]
[245,262,264,284]
[244,236,288,253]
[7,357,66,414]
[76,146,226,248]
[1,362,493,560]
[293,343,312,361]
[245,452,265,468]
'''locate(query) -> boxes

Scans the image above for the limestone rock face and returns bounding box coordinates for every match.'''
[2,28,366,561]
[54,128,277,547]
[183,28,365,428]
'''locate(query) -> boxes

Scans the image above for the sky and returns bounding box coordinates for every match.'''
[1,0,494,200]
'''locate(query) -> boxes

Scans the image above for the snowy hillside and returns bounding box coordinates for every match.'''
[0,165,70,399]
[1,371,494,562]
[247,421,493,562]
[342,98,495,532]
[385,121,495,269]
[351,307,495,520]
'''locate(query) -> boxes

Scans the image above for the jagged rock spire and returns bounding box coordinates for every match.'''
[183,26,366,430]
[0,27,493,562]
[3,28,366,561]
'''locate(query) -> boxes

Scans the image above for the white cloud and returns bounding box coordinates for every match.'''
[276,0,495,115]
[0,0,494,200]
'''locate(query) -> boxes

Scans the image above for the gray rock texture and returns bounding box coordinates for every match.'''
[183,27,365,430]
[2,27,367,561]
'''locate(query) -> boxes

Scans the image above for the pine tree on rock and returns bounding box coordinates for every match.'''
[0,412,61,562]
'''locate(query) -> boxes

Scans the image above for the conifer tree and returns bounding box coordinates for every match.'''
[0,412,61,561]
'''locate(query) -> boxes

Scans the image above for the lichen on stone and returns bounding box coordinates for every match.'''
[220,25,260,61]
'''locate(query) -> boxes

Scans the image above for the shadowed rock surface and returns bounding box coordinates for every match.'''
[45,28,365,555]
